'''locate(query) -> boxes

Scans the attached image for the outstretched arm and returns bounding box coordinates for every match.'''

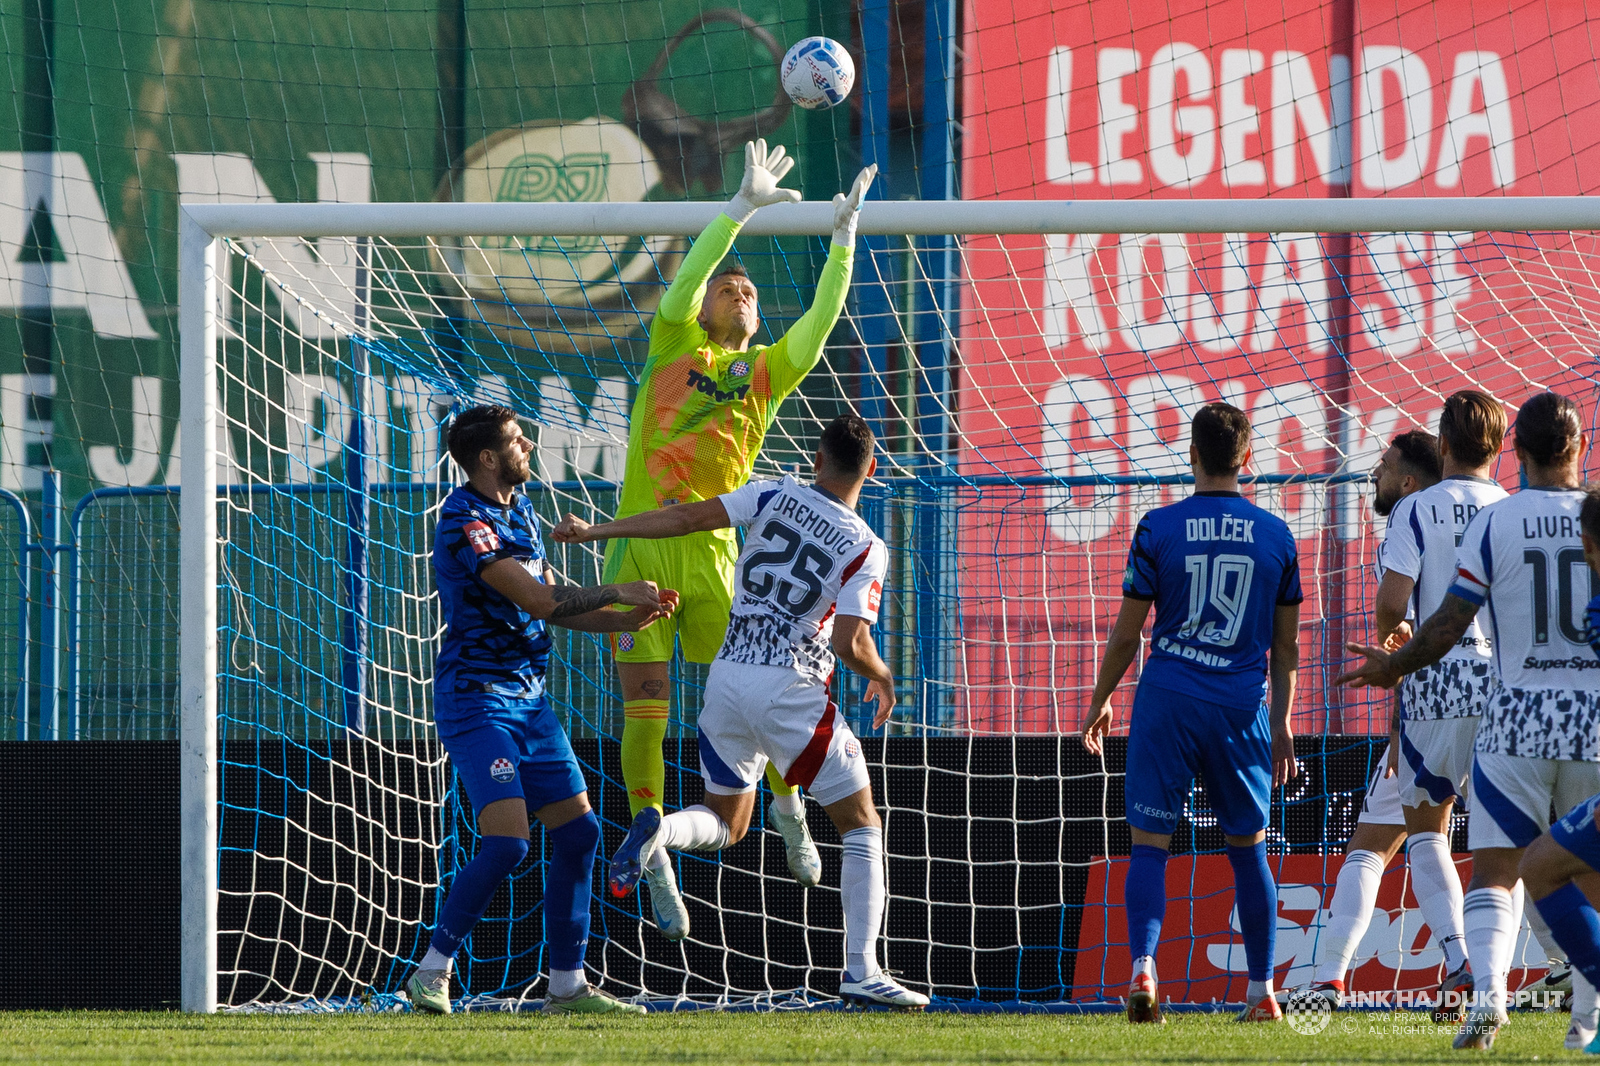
[479,558,675,632]
[553,498,731,545]
[767,165,876,398]
[658,141,801,326]
[1335,593,1479,689]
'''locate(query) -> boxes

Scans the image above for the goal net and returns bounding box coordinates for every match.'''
[176,197,1600,1011]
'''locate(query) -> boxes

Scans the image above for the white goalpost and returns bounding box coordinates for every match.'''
[178,196,1600,1014]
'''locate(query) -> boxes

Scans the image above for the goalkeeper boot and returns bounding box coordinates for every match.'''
[643,857,689,941]
[1126,972,1163,1024]
[609,806,662,899]
[770,806,823,887]
[406,967,452,1014]
[840,971,930,1011]
[1433,963,1473,1024]
[542,985,647,1016]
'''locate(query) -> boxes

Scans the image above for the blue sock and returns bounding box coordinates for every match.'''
[1226,841,1277,982]
[428,834,529,958]
[545,811,600,972]
[1534,882,1600,993]
[1125,845,1169,963]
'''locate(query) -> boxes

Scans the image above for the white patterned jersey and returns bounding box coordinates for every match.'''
[1451,487,1600,759]
[716,475,887,683]
[1383,475,1508,721]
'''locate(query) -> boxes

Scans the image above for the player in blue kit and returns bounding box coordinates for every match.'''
[1083,403,1303,1025]
[406,404,676,1016]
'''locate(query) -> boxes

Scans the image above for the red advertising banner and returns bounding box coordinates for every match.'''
[955,0,1600,734]
[1071,853,1552,1003]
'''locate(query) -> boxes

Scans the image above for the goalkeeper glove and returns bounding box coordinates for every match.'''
[831,164,878,249]
[726,139,801,224]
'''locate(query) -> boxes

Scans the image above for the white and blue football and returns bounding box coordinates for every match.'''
[781,37,855,111]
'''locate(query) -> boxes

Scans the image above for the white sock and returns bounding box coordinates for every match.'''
[1132,955,1156,981]
[1574,969,1598,1028]
[1463,886,1515,1014]
[1507,880,1526,978]
[842,826,885,981]
[645,845,671,871]
[549,968,586,998]
[1314,848,1387,985]
[420,946,452,972]
[1407,832,1467,972]
[1527,904,1569,968]
[1247,978,1274,1003]
[770,788,803,818]
[657,805,732,852]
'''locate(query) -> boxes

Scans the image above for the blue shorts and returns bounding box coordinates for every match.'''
[435,691,587,818]
[1551,792,1600,873]
[1124,682,1273,837]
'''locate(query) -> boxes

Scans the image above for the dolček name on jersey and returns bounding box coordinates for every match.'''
[1184,516,1255,543]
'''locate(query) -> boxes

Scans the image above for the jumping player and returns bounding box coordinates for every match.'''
[1309,429,1442,1004]
[606,139,877,907]
[1082,403,1303,1024]
[557,414,930,1009]
[1338,391,1598,1050]
[406,405,674,1016]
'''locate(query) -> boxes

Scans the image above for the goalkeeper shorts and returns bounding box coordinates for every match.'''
[601,529,736,664]
[695,661,871,807]
[1124,681,1272,838]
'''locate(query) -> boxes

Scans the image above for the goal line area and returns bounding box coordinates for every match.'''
[170,197,1600,1012]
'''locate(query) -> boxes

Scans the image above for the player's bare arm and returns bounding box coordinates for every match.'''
[479,558,674,631]
[1269,603,1300,786]
[832,614,896,729]
[552,499,731,544]
[1336,592,1478,690]
[1081,596,1154,756]
[1374,571,1416,645]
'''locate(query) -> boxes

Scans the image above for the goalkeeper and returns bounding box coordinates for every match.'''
[606,139,876,894]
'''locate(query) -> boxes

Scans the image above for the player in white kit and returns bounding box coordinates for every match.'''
[1338,391,1598,1050]
[1308,428,1442,1003]
[554,413,930,1010]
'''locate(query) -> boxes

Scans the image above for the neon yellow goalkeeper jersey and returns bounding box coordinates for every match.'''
[617,213,854,522]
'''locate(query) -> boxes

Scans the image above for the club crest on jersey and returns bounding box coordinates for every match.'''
[489,757,516,783]
[729,360,750,377]
[463,520,501,554]
[618,633,634,651]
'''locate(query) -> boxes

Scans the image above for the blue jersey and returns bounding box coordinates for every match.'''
[1122,491,1303,708]
[433,485,552,717]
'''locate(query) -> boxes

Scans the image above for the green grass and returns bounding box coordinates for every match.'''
[0,1010,1587,1065]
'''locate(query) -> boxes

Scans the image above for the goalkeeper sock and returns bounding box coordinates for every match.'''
[1464,886,1515,1014]
[545,811,600,973]
[621,700,670,816]
[1226,841,1277,983]
[427,834,529,958]
[1534,883,1600,999]
[1407,832,1467,972]
[658,805,732,852]
[842,826,885,980]
[1313,847,1386,985]
[767,768,803,816]
[1124,845,1168,966]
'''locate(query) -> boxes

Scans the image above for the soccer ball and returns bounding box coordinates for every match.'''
[781,37,855,110]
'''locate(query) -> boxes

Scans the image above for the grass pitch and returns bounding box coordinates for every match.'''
[0,1009,1581,1064]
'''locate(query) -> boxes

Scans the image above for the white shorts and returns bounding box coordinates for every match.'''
[1467,752,1600,850]
[1398,717,1478,810]
[1358,748,1406,826]
[696,661,871,807]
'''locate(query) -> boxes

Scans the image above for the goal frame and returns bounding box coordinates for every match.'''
[176,194,1600,1013]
